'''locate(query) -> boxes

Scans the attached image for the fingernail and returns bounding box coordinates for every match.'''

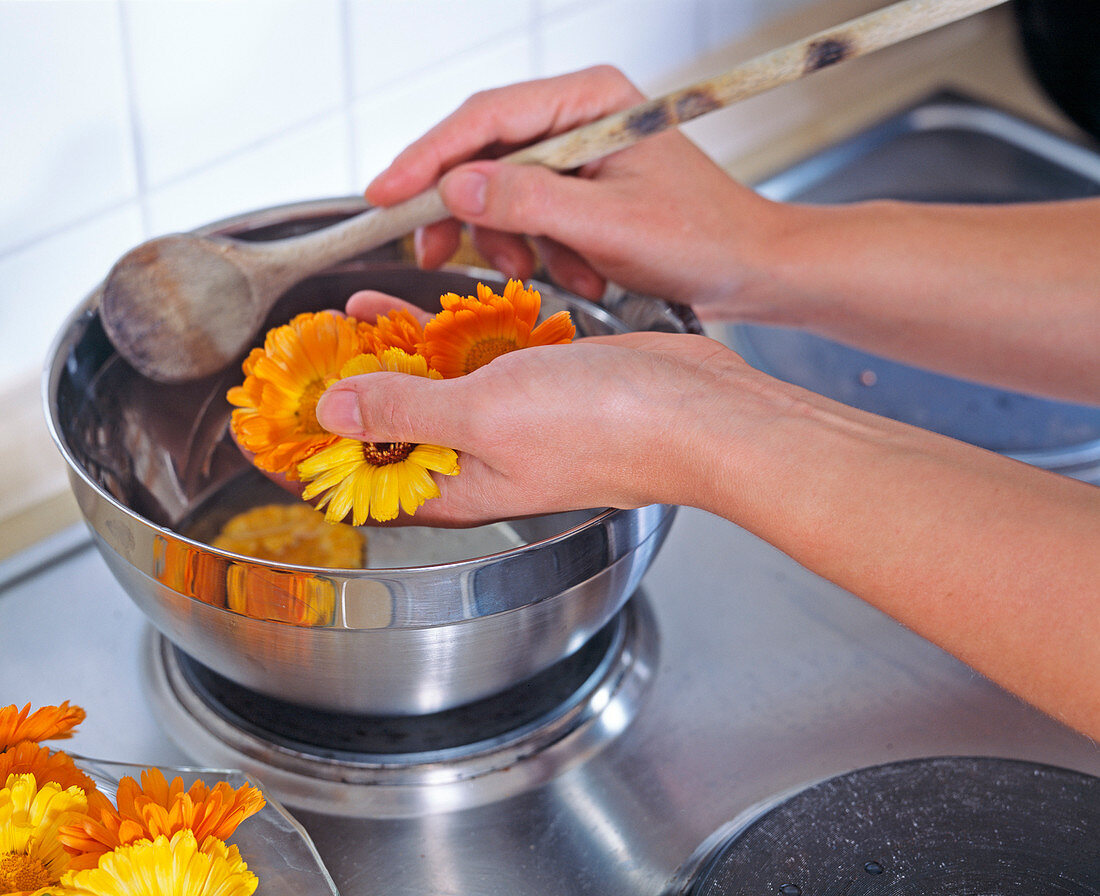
[364,163,394,198]
[413,227,429,265]
[316,389,363,436]
[444,169,488,216]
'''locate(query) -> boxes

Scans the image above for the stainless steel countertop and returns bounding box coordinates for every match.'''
[2,505,1097,895]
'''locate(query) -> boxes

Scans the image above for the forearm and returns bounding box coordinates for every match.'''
[662,360,1100,738]
[744,198,1100,404]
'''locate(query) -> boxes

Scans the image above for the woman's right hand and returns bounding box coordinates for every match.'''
[365,65,787,322]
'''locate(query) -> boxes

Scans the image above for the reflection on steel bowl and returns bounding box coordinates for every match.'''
[44,197,700,716]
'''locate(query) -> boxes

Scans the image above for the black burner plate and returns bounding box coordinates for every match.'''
[173,611,618,758]
[693,756,1100,895]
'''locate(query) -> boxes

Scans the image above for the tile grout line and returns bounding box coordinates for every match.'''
[116,0,152,238]
[339,0,361,192]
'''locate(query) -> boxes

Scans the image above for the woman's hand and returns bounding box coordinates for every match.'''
[316,316,748,525]
[365,65,786,322]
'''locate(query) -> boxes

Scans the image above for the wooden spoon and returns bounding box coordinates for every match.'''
[101,0,1005,383]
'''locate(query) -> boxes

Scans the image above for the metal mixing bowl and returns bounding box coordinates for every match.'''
[45,197,699,716]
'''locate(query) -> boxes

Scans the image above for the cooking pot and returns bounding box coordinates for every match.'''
[45,197,699,716]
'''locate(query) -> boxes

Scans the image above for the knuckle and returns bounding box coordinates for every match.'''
[457,86,501,118]
[494,170,553,234]
[584,64,642,103]
[362,381,413,440]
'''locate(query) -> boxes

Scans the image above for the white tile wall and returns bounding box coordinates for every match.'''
[0,0,814,389]
[0,1,136,256]
[539,0,699,84]
[350,35,539,186]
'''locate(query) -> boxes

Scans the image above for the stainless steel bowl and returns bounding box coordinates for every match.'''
[45,197,699,716]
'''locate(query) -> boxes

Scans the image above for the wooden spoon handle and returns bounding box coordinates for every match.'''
[238,188,449,291]
[505,0,1007,170]
[251,0,1006,281]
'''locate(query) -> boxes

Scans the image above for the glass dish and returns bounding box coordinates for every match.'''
[72,755,339,895]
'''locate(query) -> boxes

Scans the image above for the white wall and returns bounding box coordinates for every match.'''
[0,0,812,389]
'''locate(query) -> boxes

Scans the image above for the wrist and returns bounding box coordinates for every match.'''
[693,193,824,327]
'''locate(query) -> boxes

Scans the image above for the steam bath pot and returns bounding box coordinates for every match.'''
[44,197,698,716]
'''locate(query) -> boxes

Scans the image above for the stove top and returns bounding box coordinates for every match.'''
[2,509,1097,895]
[145,593,657,817]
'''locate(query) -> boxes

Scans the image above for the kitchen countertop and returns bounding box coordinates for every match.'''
[4,0,1085,564]
[4,508,1098,894]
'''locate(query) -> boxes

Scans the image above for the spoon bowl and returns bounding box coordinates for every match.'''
[101,234,263,382]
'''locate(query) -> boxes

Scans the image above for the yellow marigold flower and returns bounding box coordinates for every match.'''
[59,768,264,871]
[227,311,364,480]
[420,279,575,377]
[0,703,85,750]
[298,349,460,524]
[212,503,365,568]
[0,743,109,814]
[53,830,257,896]
[358,308,425,356]
[0,773,88,894]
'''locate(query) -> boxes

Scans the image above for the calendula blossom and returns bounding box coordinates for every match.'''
[0,743,108,814]
[298,349,460,524]
[0,773,88,894]
[52,830,257,896]
[59,767,265,871]
[0,703,84,750]
[227,280,573,525]
[227,311,365,480]
[0,703,268,893]
[358,308,425,356]
[420,279,575,377]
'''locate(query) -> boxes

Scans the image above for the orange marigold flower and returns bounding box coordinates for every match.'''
[227,311,364,480]
[358,308,425,356]
[59,767,265,871]
[0,702,85,749]
[420,279,575,377]
[0,742,110,814]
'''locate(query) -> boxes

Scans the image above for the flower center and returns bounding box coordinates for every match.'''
[296,379,329,434]
[363,442,414,466]
[0,852,53,892]
[464,337,519,374]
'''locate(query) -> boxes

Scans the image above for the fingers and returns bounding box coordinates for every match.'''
[365,65,645,207]
[437,159,611,253]
[345,290,432,324]
[531,236,606,301]
[411,219,463,269]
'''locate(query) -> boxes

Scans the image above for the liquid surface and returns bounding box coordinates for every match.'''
[362,522,525,568]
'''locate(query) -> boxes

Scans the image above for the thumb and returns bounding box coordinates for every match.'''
[315,372,466,448]
[439,160,594,241]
